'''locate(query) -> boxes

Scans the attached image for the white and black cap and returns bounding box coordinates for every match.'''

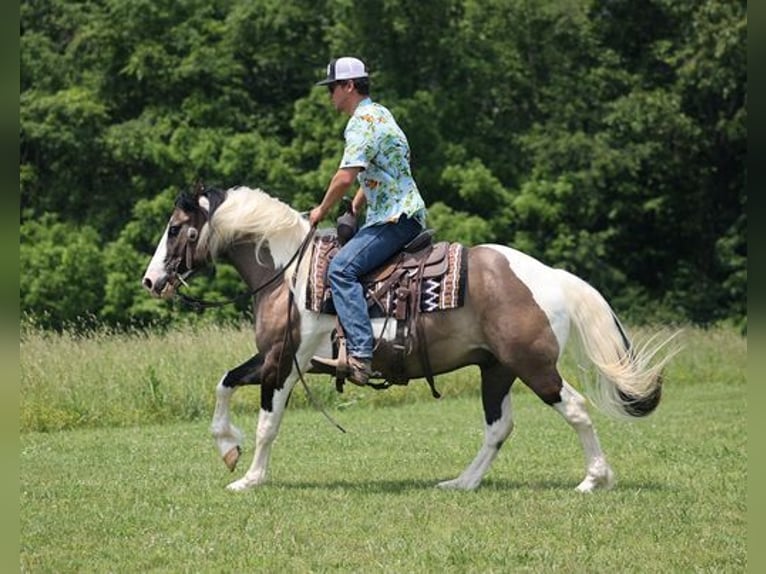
[316,57,369,85]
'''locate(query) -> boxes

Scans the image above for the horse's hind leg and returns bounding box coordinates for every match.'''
[438,363,515,490]
[552,379,615,492]
[520,362,614,491]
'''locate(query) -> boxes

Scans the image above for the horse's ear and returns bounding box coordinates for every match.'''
[193,179,205,198]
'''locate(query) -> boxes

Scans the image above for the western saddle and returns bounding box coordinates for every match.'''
[310,227,459,398]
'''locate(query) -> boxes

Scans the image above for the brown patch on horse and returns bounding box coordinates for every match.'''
[225,243,302,412]
[364,245,563,405]
[465,246,564,405]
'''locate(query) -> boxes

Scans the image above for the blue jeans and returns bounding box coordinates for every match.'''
[328,215,423,359]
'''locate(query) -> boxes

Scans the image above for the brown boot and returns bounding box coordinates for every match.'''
[347,356,372,387]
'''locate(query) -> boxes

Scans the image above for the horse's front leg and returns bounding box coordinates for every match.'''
[224,324,327,492]
[225,374,298,492]
[210,353,265,471]
[438,364,515,490]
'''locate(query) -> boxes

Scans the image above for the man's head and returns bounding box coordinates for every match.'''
[317,57,370,112]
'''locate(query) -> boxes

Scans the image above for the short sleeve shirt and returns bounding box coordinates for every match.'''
[340,98,426,228]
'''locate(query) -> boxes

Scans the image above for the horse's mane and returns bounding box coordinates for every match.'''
[206,186,310,268]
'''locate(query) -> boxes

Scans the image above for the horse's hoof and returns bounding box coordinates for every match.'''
[226,475,265,492]
[223,446,241,472]
[226,478,251,492]
[436,477,479,491]
[576,469,615,492]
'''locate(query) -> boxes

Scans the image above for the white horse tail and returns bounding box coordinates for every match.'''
[557,269,680,420]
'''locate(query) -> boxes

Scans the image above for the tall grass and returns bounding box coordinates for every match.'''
[21,322,741,433]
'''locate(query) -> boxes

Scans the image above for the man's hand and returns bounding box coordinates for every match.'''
[309,205,327,227]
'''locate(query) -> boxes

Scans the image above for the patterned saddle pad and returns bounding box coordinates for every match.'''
[305,233,467,317]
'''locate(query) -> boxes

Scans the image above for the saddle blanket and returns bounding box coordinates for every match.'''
[305,234,467,317]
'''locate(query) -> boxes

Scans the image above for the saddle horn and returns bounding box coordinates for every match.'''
[336,198,357,246]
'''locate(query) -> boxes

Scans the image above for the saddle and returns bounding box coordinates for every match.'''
[363,233,450,321]
[306,228,468,397]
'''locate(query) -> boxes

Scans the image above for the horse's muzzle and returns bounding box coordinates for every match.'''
[142,273,176,299]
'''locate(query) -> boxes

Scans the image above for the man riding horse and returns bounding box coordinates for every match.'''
[309,56,427,387]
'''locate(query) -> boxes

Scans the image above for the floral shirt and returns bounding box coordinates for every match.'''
[340,98,426,228]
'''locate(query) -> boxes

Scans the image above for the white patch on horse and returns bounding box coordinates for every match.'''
[210,374,242,469]
[554,381,615,492]
[485,244,571,354]
[142,225,170,289]
[371,317,400,341]
[437,391,514,490]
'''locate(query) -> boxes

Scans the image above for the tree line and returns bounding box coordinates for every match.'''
[20,0,746,331]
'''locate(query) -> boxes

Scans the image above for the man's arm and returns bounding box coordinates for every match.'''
[309,167,362,226]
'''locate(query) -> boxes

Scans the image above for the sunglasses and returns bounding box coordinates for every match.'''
[327,81,347,94]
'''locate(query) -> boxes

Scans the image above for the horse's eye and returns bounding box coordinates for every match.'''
[168,225,181,237]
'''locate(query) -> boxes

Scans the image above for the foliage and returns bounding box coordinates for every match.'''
[20,214,105,330]
[19,0,746,329]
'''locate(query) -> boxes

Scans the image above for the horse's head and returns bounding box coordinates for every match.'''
[142,183,216,298]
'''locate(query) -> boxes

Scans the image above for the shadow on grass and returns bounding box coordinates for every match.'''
[266,477,670,493]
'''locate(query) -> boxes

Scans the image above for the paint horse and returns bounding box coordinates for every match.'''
[142,184,676,493]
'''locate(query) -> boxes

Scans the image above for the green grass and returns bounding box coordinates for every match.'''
[20,324,746,571]
[21,380,745,572]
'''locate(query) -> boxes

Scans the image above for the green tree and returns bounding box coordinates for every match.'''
[20,215,105,330]
[19,0,746,328]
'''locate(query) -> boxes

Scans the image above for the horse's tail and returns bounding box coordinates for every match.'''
[558,270,680,420]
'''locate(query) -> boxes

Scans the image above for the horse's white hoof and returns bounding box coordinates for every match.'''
[437,477,479,491]
[223,446,241,472]
[226,477,255,492]
[575,478,596,493]
[576,468,615,493]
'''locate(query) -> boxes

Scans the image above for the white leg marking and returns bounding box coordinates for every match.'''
[226,383,295,492]
[223,320,327,492]
[554,381,615,492]
[438,392,514,490]
[210,377,242,467]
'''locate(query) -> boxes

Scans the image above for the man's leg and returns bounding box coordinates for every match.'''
[316,216,421,382]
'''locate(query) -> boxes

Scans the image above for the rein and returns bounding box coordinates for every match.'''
[285,264,347,434]
[175,226,316,311]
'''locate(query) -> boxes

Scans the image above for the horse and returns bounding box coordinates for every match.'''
[142,184,677,493]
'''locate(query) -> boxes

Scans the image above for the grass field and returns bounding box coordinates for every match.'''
[20,325,746,572]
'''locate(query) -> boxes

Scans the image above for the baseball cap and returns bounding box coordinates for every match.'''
[316,57,369,85]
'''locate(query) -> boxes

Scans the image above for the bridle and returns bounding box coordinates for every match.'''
[172,220,316,311]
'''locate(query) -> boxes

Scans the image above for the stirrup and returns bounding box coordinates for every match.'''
[310,355,349,377]
[310,355,370,387]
